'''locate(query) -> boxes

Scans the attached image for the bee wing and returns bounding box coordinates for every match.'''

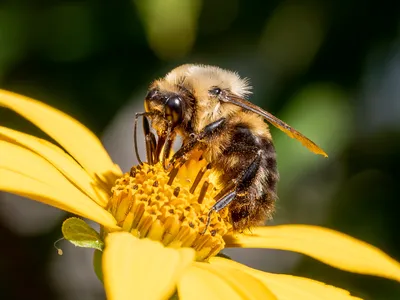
[224,94,328,157]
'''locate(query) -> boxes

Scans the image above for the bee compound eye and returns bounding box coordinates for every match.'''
[165,96,183,126]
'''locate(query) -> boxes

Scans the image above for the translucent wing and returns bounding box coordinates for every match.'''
[223,94,328,157]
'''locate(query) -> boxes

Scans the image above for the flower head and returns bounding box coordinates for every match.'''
[1,89,400,300]
[107,160,231,261]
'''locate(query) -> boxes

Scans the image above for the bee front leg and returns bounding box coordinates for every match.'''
[169,118,226,167]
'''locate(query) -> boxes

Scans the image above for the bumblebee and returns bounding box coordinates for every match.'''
[135,64,327,231]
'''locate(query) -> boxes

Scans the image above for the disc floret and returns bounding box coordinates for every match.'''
[105,160,232,261]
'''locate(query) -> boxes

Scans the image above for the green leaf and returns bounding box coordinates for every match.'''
[93,249,104,283]
[62,217,104,251]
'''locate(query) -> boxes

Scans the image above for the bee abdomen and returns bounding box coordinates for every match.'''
[213,124,279,230]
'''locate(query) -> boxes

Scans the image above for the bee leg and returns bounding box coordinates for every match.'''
[202,191,236,234]
[169,118,226,167]
[142,116,157,165]
[202,150,262,234]
[167,139,196,169]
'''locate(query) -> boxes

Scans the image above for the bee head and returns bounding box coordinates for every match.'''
[144,88,185,128]
[144,64,252,133]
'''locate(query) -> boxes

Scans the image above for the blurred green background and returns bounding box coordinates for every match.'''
[1,0,400,299]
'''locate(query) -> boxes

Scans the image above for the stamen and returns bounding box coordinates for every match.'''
[190,163,211,194]
[198,181,209,204]
[168,167,179,185]
[190,168,206,194]
[173,187,180,197]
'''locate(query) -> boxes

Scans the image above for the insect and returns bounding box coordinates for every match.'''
[135,64,327,231]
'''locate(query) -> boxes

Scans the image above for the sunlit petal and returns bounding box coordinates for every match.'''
[210,257,362,300]
[178,261,277,300]
[0,126,108,207]
[0,169,118,229]
[103,232,194,300]
[225,225,400,282]
[0,89,122,180]
[0,141,83,191]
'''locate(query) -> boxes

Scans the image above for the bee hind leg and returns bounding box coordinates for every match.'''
[201,150,262,233]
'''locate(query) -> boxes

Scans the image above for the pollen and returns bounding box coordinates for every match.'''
[105,156,232,261]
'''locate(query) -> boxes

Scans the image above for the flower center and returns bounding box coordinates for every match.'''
[105,154,232,261]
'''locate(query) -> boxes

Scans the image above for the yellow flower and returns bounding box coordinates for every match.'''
[1,89,400,300]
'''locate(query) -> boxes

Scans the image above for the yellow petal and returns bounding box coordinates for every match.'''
[178,261,277,300]
[210,257,362,300]
[0,141,83,191]
[0,126,108,207]
[103,232,194,300]
[0,166,118,229]
[225,225,400,282]
[0,89,122,180]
